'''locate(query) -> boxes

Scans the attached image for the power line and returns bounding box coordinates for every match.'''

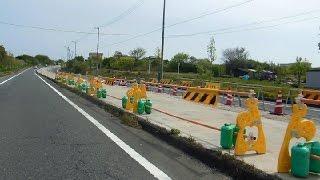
[212,16,320,35]
[166,15,320,38]
[0,21,130,36]
[100,0,145,28]
[99,0,254,48]
[166,9,320,38]
[165,0,254,29]
[72,0,145,43]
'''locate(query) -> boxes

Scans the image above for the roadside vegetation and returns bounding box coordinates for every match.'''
[0,44,55,76]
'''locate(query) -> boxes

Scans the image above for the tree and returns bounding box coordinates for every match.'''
[16,54,37,65]
[110,56,135,71]
[101,57,113,68]
[222,47,249,76]
[113,51,123,59]
[290,57,311,87]
[35,55,53,65]
[196,59,212,75]
[207,36,216,63]
[168,52,190,73]
[129,47,146,61]
[74,56,85,62]
[0,45,7,63]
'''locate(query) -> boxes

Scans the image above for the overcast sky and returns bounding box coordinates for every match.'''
[1,0,320,67]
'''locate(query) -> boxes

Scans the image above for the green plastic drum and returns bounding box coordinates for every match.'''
[97,90,102,98]
[100,89,106,98]
[291,143,310,178]
[122,96,128,109]
[220,123,236,149]
[310,141,320,173]
[145,99,152,114]
[137,100,145,115]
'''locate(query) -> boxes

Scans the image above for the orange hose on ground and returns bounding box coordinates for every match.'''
[106,94,221,131]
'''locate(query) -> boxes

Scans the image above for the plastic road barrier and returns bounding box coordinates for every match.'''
[183,87,219,107]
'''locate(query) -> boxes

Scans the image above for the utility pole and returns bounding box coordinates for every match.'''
[178,62,180,74]
[94,27,100,74]
[148,58,151,74]
[64,46,70,61]
[159,0,166,81]
[72,41,77,58]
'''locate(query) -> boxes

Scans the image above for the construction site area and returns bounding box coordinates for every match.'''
[38,66,320,179]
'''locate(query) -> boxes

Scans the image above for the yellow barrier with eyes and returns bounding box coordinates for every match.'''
[234,91,266,156]
[277,94,316,173]
[125,83,147,113]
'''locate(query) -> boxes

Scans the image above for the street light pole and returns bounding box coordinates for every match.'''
[159,0,166,81]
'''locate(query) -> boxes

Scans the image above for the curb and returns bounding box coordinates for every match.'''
[39,72,281,180]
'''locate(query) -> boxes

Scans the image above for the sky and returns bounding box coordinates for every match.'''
[1,0,320,67]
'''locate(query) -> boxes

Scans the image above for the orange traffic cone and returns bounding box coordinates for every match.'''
[157,84,163,93]
[146,83,150,91]
[225,89,233,106]
[273,90,284,115]
[171,86,177,96]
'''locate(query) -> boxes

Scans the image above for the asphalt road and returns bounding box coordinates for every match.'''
[0,68,229,179]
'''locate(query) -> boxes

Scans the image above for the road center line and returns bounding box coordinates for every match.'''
[0,68,29,86]
[35,73,171,180]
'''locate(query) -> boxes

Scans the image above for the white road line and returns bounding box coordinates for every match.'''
[0,68,29,86]
[35,73,171,180]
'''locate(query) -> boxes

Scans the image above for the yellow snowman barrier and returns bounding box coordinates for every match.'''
[277,93,316,173]
[234,90,267,156]
[125,83,147,113]
[87,76,103,96]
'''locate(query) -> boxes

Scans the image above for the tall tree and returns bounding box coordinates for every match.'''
[207,36,216,63]
[35,54,53,65]
[129,47,146,61]
[290,57,311,87]
[113,51,123,59]
[0,45,6,63]
[222,47,249,76]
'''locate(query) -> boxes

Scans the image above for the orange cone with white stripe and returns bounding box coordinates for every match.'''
[157,84,163,93]
[273,90,284,115]
[171,86,177,96]
[225,88,233,106]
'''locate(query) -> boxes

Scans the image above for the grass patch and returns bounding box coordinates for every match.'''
[170,128,181,136]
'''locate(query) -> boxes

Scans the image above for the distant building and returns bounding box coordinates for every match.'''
[306,68,320,89]
[279,63,294,67]
[89,52,103,59]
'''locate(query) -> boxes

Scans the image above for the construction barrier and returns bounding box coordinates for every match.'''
[104,77,116,86]
[160,79,172,85]
[87,76,103,96]
[234,92,266,156]
[205,82,220,89]
[278,94,316,173]
[302,89,320,106]
[180,81,192,87]
[183,87,219,106]
[124,83,148,113]
[149,78,157,83]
